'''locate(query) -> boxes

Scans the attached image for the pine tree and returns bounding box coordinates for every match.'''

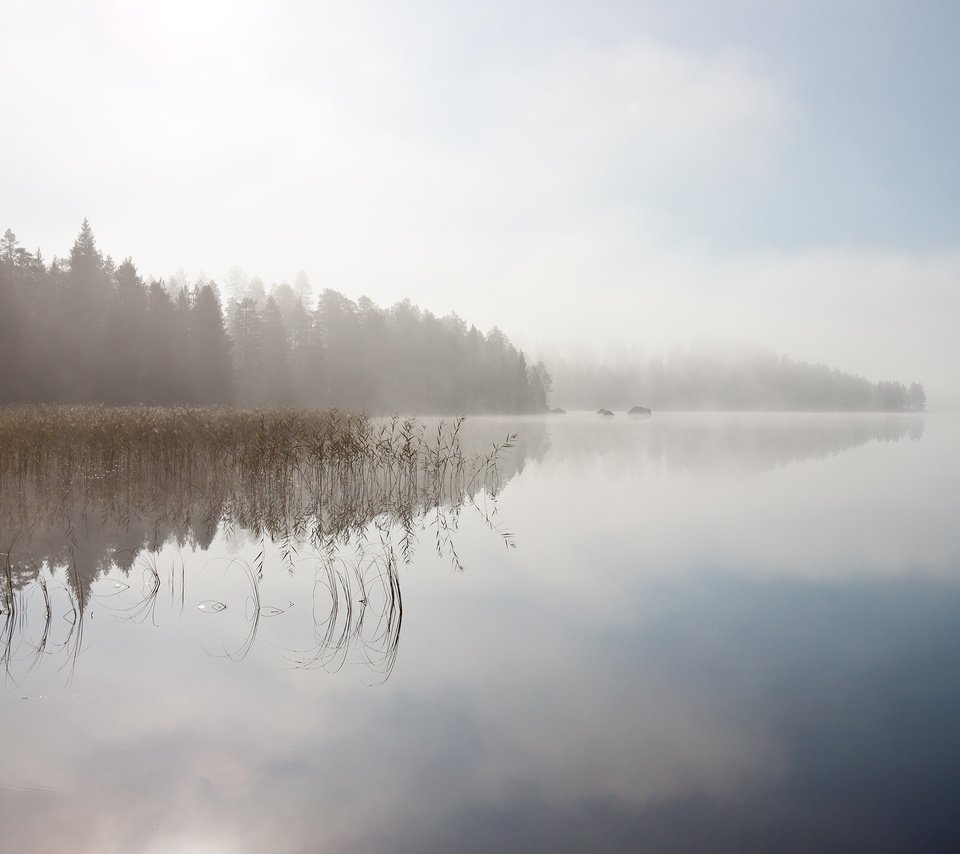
[63,219,111,400]
[231,297,264,404]
[102,258,147,402]
[143,280,179,403]
[0,235,24,401]
[192,285,234,403]
[260,297,294,405]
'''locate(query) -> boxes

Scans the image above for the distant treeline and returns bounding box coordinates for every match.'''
[1,222,925,413]
[549,350,926,412]
[0,222,551,412]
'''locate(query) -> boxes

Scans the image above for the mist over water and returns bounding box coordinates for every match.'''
[2,223,927,413]
[4,1,959,850]
[3,412,956,853]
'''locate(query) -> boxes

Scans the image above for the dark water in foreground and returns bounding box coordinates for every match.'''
[2,413,958,853]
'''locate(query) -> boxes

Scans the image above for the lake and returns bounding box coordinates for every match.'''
[1,412,958,853]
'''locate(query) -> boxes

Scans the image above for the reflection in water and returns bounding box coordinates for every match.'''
[0,414,530,684]
[3,533,423,685]
[543,411,925,472]
[2,412,953,854]
[1,413,922,590]
[0,413,524,596]
[0,413,922,687]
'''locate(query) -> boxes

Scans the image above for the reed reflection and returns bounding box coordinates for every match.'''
[0,408,534,684]
[0,409,924,685]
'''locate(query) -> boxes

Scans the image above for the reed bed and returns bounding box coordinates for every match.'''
[1,405,446,478]
[0,405,514,600]
[0,405,517,684]
[2,403,505,478]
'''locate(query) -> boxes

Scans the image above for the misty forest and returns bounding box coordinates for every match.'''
[5,1,957,850]
[0,222,550,413]
[1,222,925,413]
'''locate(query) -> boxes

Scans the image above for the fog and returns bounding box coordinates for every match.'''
[3,412,956,853]
[0,223,924,412]
[4,6,960,848]
[3,1,958,408]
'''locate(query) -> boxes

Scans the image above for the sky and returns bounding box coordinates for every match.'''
[3,0,959,405]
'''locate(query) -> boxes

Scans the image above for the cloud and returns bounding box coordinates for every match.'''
[1,4,786,277]
[2,1,955,404]
[519,246,960,405]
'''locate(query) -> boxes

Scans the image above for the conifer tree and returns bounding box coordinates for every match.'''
[260,297,294,405]
[192,284,234,403]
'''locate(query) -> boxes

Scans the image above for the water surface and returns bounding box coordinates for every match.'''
[2,413,957,853]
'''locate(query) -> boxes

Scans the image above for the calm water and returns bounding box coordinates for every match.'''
[2,413,958,853]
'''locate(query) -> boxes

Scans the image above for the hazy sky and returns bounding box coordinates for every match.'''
[3,0,959,404]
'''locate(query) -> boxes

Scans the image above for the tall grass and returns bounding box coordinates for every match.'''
[0,406,516,684]
[0,406,514,557]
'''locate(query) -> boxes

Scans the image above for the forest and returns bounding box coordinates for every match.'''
[0,222,551,412]
[1,221,924,412]
[548,351,927,412]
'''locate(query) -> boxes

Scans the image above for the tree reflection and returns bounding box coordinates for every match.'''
[0,410,922,685]
[0,412,537,684]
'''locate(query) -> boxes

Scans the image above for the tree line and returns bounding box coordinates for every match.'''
[0,222,552,412]
[547,349,926,412]
[1,221,925,413]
